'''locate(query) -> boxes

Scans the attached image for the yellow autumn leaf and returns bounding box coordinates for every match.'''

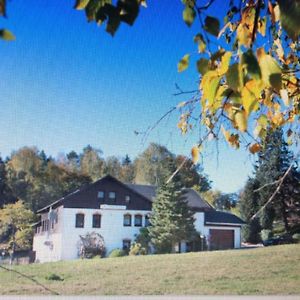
[257,48,282,91]
[258,17,267,36]
[191,145,200,164]
[241,80,263,116]
[234,110,248,132]
[218,52,232,75]
[178,54,190,72]
[249,143,261,154]
[201,70,220,107]
[74,0,90,10]
[272,112,285,126]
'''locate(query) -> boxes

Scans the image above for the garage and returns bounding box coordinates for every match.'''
[209,229,234,250]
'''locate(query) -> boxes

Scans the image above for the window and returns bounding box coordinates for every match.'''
[125,195,130,203]
[109,192,116,200]
[92,214,101,228]
[145,215,151,227]
[75,213,85,228]
[134,215,142,227]
[98,191,105,199]
[123,214,131,226]
[122,239,131,251]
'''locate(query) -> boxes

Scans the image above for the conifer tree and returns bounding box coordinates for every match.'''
[149,166,196,253]
[239,178,261,243]
[255,129,300,234]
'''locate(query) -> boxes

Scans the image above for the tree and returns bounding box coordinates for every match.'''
[119,155,135,183]
[134,143,210,187]
[0,201,35,263]
[200,189,236,211]
[134,143,174,185]
[255,128,300,234]
[104,156,122,179]
[80,145,104,181]
[175,155,211,190]
[149,176,196,253]
[213,192,237,211]
[239,178,261,243]
[0,156,14,207]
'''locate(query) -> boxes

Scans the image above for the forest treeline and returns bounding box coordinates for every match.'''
[0,143,213,212]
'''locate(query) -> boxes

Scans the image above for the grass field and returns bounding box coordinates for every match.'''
[0,244,299,295]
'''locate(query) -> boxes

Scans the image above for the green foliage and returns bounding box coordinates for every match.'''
[108,248,126,258]
[200,190,236,211]
[45,273,64,281]
[75,0,144,36]
[239,178,261,243]
[0,201,35,253]
[260,229,273,241]
[80,145,104,181]
[149,174,196,253]
[134,143,210,190]
[135,227,151,253]
[292,233,300,243]
[129,242,147,256]
[256,129,300,233]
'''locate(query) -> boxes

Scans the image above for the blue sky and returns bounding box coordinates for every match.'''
[0,0,255,193]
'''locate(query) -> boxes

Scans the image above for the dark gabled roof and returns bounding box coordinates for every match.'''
[126,183,213,211]
[126,183,156,201]
[205,210,245,225]
[37,175,153,213]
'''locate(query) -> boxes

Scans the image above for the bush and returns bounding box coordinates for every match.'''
[108,249,126,258]
[45,273,64,281]
[260,229,273,241]
[292,233,300,243]
[78,232,106,259]
[129,243,147,256]
[135,228,151,253]
[242,218,261,244]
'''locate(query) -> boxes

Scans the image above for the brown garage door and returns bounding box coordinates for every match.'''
[209,229,234,250]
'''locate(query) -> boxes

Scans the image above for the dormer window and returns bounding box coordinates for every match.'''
[98,191,105,199]
[109,192,116,200]
[125,195,130,203]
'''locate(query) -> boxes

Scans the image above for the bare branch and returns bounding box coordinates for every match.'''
[251,0,262,48]
[250,162,294,220]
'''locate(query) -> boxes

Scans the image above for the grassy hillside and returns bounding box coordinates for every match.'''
[0,244,299,295]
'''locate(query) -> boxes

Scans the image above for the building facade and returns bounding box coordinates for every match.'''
[33,175,244,262]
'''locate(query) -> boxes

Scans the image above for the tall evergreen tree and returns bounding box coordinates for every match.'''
[149,161,196,253]
[239,178,261,243]
[254,129,300,234]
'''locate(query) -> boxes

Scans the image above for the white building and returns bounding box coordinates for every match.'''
[33,175,244,262]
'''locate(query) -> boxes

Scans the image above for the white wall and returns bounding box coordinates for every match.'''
[33,207,242,262]
[61,206,151,260]
[33,206,64,263]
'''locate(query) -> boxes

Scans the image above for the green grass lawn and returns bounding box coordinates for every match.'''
[0,244,299,295]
